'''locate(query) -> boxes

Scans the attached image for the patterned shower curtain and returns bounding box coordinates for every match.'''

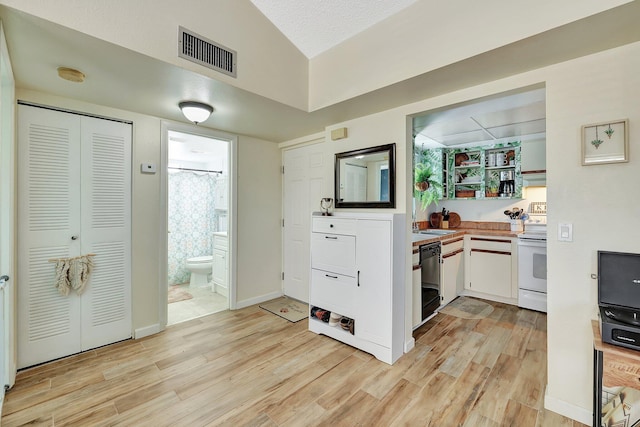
[167,171,217,285]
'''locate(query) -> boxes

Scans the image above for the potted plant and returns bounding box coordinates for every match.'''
[486,175,499,197]
[414,163,432,192]
[414,163,443,209]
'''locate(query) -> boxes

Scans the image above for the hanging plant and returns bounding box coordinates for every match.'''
[414,163,432,191]
[604,124,614,139]
[591,125,604,149]
[414,162,442,209]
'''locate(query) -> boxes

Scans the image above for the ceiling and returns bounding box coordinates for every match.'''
[248,0,418,58]
[413,87,546,148]
[1,2,639,143]
[168,131,228,170]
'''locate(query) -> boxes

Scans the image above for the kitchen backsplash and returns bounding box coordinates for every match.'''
[415,186,546,223]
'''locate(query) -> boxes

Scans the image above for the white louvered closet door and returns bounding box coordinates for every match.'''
[80,116,131,350]
[18,106,82,368]
[17,105,132,368]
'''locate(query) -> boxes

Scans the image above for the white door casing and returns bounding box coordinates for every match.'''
[283,142,326,303]
[17,105,132,368]
[0,19,16,411]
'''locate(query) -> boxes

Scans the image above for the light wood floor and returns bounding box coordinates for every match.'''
[2,298,588,426]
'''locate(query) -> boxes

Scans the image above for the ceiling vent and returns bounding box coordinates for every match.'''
[178,26,237,78]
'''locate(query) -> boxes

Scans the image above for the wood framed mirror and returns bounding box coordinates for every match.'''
[335,143,396,208]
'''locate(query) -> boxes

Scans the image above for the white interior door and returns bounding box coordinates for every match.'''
[283,142,326,302]
[345,163,367,201]
[80,116,132,349]
[18,106,82,368]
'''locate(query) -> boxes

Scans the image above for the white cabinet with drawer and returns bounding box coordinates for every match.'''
[463,235,517,304]
[309,213,405,365]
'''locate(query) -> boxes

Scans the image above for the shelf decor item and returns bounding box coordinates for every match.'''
[582,119,628,165]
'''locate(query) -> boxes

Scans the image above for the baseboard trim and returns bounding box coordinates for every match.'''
[544,387,592,425]
[134,323,161,339]
[215,284,228,298]
[235,291,283,310]
[404,337,415,353]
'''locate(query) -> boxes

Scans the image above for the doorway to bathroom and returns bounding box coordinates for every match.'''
[164,128,232,326]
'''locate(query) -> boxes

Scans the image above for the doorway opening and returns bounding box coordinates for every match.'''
[166,130,230,326]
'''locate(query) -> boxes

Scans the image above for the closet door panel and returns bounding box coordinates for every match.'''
[17,105,82,368]
[80,117,132,349]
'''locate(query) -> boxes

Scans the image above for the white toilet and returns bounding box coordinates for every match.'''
[185,256,213,287]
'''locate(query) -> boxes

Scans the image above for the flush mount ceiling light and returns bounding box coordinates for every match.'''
[179,101,213,124]
[57,67,85,83]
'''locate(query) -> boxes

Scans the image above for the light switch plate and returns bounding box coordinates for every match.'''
[141,162,157,174]
[558,222,573,242]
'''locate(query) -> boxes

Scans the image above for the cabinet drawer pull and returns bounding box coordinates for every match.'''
[325,236,338,240]
[357,270,360,287]
[470,237,510,243]
[325,274,338,279]
[442,237,464,245]
[471,248,511,256]
[442,248,464,259]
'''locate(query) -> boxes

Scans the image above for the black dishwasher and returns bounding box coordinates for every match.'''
[420,242,441,321]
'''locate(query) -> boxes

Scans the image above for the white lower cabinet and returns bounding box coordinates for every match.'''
[212,232,228,296]
[464,235,517,303]
[440,236,464,307]
[309,213,405,365]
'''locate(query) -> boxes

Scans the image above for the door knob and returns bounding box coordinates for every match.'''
[0,275,9,291]
[71,235,78,240]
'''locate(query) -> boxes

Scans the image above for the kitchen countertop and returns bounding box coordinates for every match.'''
[412,228,520,247]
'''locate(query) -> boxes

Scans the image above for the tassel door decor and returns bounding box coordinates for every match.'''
[49,254,96,296]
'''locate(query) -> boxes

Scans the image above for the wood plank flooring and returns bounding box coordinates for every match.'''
[2,298,588,426]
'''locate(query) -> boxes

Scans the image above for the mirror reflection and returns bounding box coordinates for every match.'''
[335,143,395,208]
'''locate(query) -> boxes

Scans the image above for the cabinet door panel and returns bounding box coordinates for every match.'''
[213,248,227,287]
[355,219,391,346]
[467,250,511,298]
[311,233,356,277]
[310,269,356,318]
[441,249,463,306]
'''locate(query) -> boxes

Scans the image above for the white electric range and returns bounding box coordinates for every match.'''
[518,204,547,312]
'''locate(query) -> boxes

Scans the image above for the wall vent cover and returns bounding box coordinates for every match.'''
[178,26,237,78]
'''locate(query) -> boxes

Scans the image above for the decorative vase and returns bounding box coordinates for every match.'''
[415,181,429,191]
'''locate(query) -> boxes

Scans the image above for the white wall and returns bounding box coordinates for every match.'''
[308,0,630,110]
[297,41,640,423]
[235,134,283,305]
[544,42,640,421]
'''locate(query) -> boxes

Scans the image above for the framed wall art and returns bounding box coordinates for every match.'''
[582,119,628,165]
